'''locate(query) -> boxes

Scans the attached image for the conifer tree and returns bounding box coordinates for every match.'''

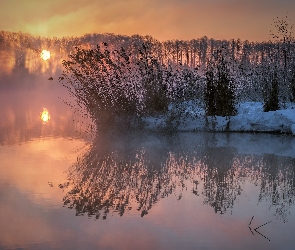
[204,48,236,117]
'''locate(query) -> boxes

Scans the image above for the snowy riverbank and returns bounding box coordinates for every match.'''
[142,102,295,135]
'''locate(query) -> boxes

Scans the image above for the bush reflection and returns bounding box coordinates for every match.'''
[62,133,295,221]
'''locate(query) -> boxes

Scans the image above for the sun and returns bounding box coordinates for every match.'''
[40,108,50,123]
[40,50,50,61]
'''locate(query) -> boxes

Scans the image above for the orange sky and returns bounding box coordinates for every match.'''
[0,0,294,42]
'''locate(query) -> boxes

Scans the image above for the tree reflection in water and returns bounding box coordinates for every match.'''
[61,133,295,221]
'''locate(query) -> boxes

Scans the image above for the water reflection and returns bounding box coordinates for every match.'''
[62,133,295,221]
[0,137,89,250]
[0,82,92,145]
[40,108,50,123]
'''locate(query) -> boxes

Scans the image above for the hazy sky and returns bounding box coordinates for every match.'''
[0,0,294,42]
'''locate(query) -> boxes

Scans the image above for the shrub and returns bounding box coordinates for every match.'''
[61,44,142,130]
[61,42,172,131]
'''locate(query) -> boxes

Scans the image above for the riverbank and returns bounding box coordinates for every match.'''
[142,101,295,135]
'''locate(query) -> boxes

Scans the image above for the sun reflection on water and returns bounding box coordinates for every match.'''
[40,108,50,124]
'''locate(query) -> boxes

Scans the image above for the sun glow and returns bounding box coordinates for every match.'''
[40,50,50,61]
[40,108,50,123]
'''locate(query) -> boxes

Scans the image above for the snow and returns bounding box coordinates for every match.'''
[142,102,295,135]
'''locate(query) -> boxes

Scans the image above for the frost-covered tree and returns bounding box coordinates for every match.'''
[137,42,169,115]
[204,48,237,117]
[270,15,295,103]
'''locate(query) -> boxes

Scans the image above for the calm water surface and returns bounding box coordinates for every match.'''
[1,56,295,250]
